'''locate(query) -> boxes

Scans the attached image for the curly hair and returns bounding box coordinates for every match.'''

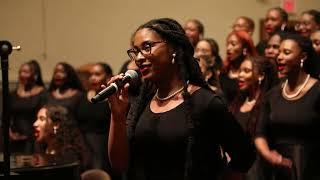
[37,104,91,171]
[127,17,210,179]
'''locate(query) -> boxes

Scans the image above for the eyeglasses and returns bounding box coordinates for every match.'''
[295,21,312,30]
[127,41,165,61]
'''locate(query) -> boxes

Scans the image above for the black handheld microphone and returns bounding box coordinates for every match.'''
[91,69,140,104]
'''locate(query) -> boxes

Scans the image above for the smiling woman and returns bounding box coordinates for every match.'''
[228,55,278,180]
[106,17,255,180]
[255,33,320,180]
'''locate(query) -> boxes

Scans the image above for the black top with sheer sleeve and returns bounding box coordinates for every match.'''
[127,88,255,180]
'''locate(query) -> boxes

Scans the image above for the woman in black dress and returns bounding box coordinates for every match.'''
[255,33,320,180]
[107,18,255,180]
[46,62,84,120]
[33,104,91,172]
[10,60,46,153]
[220,30,257,104]
[76,62,115,176]
[229,56,279,180]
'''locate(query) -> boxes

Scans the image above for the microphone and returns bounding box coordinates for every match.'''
[91,69,140,104]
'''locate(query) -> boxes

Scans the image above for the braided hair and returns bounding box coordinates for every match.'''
[127,18,210,179]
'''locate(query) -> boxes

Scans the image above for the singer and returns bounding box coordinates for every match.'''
[107,18,255,180]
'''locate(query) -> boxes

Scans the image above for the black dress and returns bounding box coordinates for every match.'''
[219,73,239,105]
[127,88,255,180]
[45,91,83,120]
[76,92,112,173]
[235,111,266,180]
[256,82,320,180]
[9,89,47,153]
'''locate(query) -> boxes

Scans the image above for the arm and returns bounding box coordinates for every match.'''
[254,93,292,168]
[255,137,292,168]
[108,113,129,173]
[210,97,255,173]
[107,75,130,173]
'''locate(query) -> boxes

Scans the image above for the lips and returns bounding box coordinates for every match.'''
[265,26,273,32]
[238,81,245,88]
[34,129,39,139]
[278,64,285,72]
[139,65,151,76]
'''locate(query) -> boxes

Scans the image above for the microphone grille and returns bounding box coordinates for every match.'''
[125,69,140,80]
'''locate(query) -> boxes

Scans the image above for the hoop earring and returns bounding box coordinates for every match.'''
[172,53,176,64]
[300,59,304,68]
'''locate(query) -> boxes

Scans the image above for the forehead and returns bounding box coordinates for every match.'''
[268,34,281,43]
[20,64,31,71]
[235,18,247,25]
[267,9,281,18]
[197,40,211,49]
[38,108,47,117]
[300,13,314,21]
[280,39,299,49]
[184,22,199,31]
[91,64,104,73]
[228,34,240,42]
[241,59,253,69]
[133,28,162,46]
[311,31,320,39]
[55,64,65,70]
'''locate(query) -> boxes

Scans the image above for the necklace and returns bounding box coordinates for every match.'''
[244,97,256,106]
[282,74,310,99]
[155,86,185,101]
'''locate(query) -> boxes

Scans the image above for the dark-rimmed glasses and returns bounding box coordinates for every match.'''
[127,41,165,60]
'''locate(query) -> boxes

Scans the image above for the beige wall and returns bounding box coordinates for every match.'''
[1,0,319,82]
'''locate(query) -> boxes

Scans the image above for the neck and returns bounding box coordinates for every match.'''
[46,138,59,155]
[286,70,308,89]
[20,82,35,91]
[230,54,245,70]
[248,88,260,101]
[155,76,185,99]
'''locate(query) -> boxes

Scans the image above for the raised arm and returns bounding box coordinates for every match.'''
[107,75,130,173]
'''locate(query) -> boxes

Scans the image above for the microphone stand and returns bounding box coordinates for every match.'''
[0,41,13,180]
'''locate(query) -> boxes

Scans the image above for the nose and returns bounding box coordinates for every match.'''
[238,71,244,78]
[135,51,146,64]
[277,53,283,63]
[227,44,232,51]
[265,47,272,54]
[33,119,39,127]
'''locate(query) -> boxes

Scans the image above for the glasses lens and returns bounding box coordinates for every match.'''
[141,43,152,55]
[127,49,137,60]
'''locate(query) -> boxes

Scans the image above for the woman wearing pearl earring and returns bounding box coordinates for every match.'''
[255,33,320,180]
[228,56,279,180]
[33,104,91,172]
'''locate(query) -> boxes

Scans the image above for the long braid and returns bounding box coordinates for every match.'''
[128,18,210,179]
